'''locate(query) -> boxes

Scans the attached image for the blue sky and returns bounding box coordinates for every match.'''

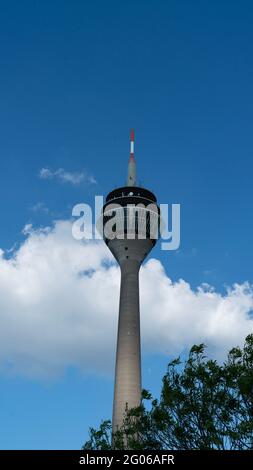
[0,0,253,449]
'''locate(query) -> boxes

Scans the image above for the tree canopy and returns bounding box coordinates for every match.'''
[83,334,253,450]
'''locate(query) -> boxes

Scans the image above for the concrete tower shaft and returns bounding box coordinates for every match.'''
[108,238,154,432]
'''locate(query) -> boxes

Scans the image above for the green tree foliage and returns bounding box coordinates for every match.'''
[83,335,253,450]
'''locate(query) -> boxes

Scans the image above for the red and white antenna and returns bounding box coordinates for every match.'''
[127,129,136,186]
[130,128,135,160]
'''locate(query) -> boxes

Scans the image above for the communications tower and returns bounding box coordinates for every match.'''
[101,130,160,433]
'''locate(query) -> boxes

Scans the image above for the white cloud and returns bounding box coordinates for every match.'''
[39,167,97,185]
[30,202,49,214]
[0,220,252,379]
